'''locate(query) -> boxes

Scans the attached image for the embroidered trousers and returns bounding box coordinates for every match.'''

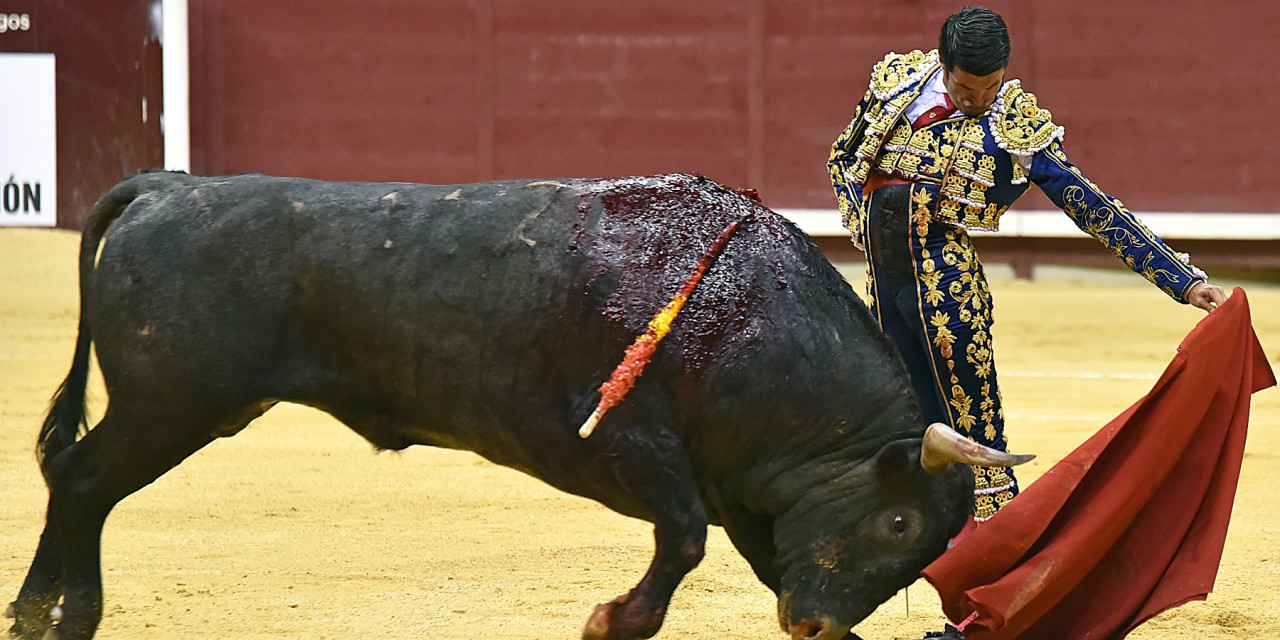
[863,184,1017,520]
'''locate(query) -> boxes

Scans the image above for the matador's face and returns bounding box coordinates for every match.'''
[943,66,1006,116]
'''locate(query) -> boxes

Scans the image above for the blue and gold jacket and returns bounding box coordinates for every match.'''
[829,49,1207,302]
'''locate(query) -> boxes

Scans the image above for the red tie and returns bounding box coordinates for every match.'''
[913,93,956,130]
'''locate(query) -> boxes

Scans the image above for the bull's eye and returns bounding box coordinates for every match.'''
[874,510,921,546]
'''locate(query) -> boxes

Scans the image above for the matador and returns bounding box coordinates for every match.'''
[828,6,1226,523]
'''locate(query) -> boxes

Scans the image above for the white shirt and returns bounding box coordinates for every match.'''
[903,71,951,123]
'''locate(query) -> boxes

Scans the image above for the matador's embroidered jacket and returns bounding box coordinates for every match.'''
[829,49,1207,301]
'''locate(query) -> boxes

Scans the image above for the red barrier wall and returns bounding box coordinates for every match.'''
[0,0,164,229]
[189,0,1279,214]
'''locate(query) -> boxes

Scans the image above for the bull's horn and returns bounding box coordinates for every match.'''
[921,422,1035,474]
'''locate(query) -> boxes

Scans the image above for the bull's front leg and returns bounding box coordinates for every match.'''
[582,509,707,640]
[579,405,708,640]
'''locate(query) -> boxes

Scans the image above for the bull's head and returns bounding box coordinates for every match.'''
[774,423,1032,640]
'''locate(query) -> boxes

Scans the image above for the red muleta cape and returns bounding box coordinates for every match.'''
[923,288,1275,640]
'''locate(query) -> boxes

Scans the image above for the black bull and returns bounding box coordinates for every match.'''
[9,172,1026,640]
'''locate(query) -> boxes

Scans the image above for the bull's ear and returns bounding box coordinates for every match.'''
[874,440,916,479]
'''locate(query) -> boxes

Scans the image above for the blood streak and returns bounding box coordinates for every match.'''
[578,215,746,438]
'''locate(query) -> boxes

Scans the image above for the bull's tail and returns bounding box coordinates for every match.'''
[36,172,189,469]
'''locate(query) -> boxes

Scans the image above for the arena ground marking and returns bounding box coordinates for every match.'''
[1001,371,1158,380]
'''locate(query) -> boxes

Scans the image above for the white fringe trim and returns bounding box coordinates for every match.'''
[974,481,1015,496]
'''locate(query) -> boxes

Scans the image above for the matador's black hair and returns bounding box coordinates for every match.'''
[938,5,1010,76]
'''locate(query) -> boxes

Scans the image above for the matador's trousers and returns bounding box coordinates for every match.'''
[863,184,1017,520]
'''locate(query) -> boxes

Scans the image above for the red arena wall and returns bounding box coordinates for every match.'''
[189,0,1279,214]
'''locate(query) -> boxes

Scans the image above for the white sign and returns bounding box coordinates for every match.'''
[0,53,56,227]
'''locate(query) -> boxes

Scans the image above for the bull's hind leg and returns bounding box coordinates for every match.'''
[13,402,251,640]
[581,403,709,640]
[7,518,63,639]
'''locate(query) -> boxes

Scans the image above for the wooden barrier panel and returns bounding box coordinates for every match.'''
[187,1,1280,218]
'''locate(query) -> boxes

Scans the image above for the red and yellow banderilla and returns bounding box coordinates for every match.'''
[578,216,746,438]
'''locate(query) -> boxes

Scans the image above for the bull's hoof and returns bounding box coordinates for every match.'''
[582,599,620,640]
[6,602,53,640]
[9,621,60,640]
[7,621,46,640]
[581,594,665,640]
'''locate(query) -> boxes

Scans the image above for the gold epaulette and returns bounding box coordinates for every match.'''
[990,80,1064,158]
[869,49,939,101]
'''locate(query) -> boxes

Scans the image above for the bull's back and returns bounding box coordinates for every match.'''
[87,175,598,448]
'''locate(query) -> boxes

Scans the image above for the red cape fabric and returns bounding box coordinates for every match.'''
[922,288,1275,640]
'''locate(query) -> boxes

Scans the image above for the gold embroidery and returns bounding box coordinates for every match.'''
[977,155,996,185]
[953,147,976,174]
[1062,185,1149,256]
[910,187,933,235]
[835,192,854,231]
[941,175,967,201]
[829,101,872,236]
[897,153,922,178]
[1011,160,1026,185]
[908,128,935,154]
[1050,147,1205,300]
[930,311,956,358]
[973,466,1016,520]
[938,198,961,222]
[990,80,1064,157]
[869,49,939,101]
[960,120,987,152]
[887,122,912,146]
[917,223,1006,455]
[906,118,1009,230]
[950,384,977,431]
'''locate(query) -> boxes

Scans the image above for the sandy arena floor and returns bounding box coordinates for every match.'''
[2,228,1277,639]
